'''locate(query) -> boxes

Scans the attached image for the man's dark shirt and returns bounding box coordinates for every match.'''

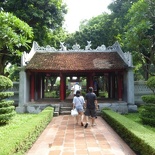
[85,92,97,109]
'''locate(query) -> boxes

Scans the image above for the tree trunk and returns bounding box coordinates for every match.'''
[0,55,6,75]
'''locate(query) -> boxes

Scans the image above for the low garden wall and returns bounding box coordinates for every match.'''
[7,82,19,107]
[134,81,153,105]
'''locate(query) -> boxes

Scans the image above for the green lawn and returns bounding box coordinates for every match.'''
[0,114,35,135]
[0,107,53,155]
[124,107,155,132]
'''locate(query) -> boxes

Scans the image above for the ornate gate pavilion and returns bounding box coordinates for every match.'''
[16,41,137,113]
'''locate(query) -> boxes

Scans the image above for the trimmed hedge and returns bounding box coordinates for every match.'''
[0,107,54,155]
[101,109,155,155]
[141,76,155,126]
[141,95,155,104]
[146,76,155,94]
[0,75,15,124]
[140,104,155,126]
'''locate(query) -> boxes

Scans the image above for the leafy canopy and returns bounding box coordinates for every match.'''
[0,11,33,75]
[0,0,67,45]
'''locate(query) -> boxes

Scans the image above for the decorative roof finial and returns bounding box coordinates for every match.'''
[72,43,80,50]
[85,41,91,50]
[60,42,67,51]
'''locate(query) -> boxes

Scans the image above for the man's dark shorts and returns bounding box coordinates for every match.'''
[84,108,96,118]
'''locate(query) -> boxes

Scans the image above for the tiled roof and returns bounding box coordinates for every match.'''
[25,52,128,71]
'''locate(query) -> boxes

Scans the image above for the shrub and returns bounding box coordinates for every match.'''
[141,76,155,127]
[141,95,155,104]
[140,104,155,126]
[101,109,155,155]
[44,90,59,98]
[0,75,15,125]
[147,76,155,94]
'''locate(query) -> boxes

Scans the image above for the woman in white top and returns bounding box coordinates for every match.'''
[72,90,85,126]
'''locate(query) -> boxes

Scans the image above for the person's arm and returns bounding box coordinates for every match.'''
[72,97,75,109]
[72,103,75,109]
[95,99,98,110]
[84,94,87,109]
[84,100,87,109]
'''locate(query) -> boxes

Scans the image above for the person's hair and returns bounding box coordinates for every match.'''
[88,87,93,92]
[76,90,80,97]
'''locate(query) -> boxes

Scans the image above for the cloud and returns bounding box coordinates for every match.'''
[63,0,112,33]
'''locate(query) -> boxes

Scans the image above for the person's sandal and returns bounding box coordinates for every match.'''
[84,123,88,128]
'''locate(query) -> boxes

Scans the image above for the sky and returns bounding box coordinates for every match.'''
[63,0,113,33]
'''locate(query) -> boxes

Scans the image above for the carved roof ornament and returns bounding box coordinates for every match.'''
[96,44,106,51]
[72,43,80,50]
[21,41,133,68]
[34,41,57,52]
[85,41,92,50]
[59,42,67,51]
[30,40,122,53]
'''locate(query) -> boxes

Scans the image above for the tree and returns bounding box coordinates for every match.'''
[107,0,138,46]
[1,0,67,46]
[65,13,118,49]
[124,0,155,79]
[0,11,33,75]
[5,64,20,81]
[43,27,68,49]
[65,0,138,50]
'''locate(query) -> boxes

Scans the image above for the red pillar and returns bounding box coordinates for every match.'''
[118,73,123,101]
[38,74,41,99]
[90,74,94,88]
[86,75,89,91]
[64,76,66,99]
[60,73,65,101]
[112,74,115,98]
[106,73,111,98]
[42,75,45,98]
[109,73,112,98]
[86,73,94,91]
[104,73,109,98]
[30,73,35,102]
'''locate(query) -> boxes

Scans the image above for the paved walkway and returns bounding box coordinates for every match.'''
[26,115,136,155]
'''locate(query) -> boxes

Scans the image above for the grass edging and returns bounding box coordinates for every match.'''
[101,109,155,155]
[0,107,54,155]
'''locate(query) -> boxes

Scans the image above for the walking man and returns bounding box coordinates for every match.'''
[84,87,98,128]
[72,82,81,96]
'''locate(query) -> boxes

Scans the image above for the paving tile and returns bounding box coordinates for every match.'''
[48,150,61,155]
[61,152,74,155]
[26,115,136,155]
[64,143,74,147]
[75,149,88,154]
[88,151,102,155]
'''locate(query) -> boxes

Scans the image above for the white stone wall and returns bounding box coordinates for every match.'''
[134,81,153,105]
[7,82,19,106]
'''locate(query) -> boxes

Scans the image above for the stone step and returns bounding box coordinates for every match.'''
[60,107,72,110]
[60,106,72,115]
[60,106,101,115]
[54,111,59,116]
[60,111,71,115]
